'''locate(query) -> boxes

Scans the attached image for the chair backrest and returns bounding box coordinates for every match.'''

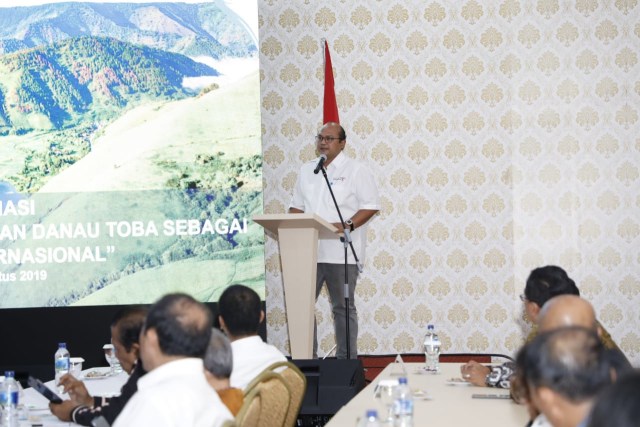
[220,419,238,427]
[263,361,307,427]
[235,387,261,427]
[236,370,291,427]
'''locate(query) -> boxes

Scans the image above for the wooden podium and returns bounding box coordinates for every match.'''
[253,213,338,359]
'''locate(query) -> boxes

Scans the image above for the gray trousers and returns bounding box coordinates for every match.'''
[313,263,359,359]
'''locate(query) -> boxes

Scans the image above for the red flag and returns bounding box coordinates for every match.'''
[323,40,339,124]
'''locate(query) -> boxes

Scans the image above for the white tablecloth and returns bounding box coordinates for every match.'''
[21,367,128,427]
[326,362,529,427]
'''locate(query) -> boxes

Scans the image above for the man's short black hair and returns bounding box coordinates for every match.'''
[524,265,579,307]
[337,124,346,141]
[111,306,148,352]
[145,293,212,358]
[520,326,612,403]
[218,284,261,336]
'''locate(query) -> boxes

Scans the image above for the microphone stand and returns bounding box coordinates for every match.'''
[319,164,362,359]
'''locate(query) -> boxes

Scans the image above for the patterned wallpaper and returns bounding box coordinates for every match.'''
[257,0,640,365]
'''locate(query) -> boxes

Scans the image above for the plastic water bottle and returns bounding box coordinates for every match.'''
[54,342,70,387]
[392,377,413,427]
[424,324,441,372]
[359,409,381,427]
[0,371,20,427]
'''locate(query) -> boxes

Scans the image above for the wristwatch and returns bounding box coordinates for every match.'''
[345,219,355,231]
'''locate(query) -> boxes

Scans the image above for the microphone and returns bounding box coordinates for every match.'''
[313,154,327,174]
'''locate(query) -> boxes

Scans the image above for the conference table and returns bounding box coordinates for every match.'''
[326,362,529,427]
[20,367,128,427]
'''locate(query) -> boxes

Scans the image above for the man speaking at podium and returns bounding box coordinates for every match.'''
[289,121,380,359]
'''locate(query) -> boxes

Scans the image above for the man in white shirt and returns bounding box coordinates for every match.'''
[218,284,287,389]
[113,293,232,427]
[519,326,613,427]
[289,122,380,359]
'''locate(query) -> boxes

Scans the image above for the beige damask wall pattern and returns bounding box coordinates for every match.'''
[257,0,640,365]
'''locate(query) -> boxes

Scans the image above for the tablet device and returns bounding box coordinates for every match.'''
[471,393,511,399]
[472,393,511,400]
[27,376,63,404]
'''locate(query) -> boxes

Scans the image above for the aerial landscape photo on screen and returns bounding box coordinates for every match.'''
[0,0,264,308]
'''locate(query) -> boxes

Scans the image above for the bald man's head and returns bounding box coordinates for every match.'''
[538,295,597,333]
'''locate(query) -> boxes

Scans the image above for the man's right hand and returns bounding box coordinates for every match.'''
[460,360,491,387]
[58,373,93,406]
[49,400,77,422]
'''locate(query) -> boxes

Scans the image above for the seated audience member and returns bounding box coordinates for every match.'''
[113,293,232,427]
[537,295,627,362]
[204,328,244,416]
[49,306,148,426]
[462,266,610,388]
[218,284,287,389]
[586,370,640,427]
[519,327,613,427]
[520,265,580,328]
[511,351,552,427]
[515,295,630,427]
[527,296,630,426]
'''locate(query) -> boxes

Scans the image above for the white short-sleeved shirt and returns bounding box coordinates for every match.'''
[230,336,287,389]
[113,358,232,427]
[290,151,380,265]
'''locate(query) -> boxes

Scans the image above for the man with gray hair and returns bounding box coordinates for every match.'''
[519,326,613,427]
[204,328,243,416]
[522,295,630,427]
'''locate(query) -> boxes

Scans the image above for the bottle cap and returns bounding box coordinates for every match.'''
[58,342,67,348]
[4,371,14,377]
[398,377,407,384]
[427,324,434,330]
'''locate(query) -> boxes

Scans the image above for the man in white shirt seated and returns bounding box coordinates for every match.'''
[218,284,287,389]
[113,293,232,427]
[518,326,613,427]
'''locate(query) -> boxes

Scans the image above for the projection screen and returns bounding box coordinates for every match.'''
[0,0,264,308]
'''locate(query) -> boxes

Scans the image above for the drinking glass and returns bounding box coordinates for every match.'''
[113,359,123,373]
[103,344,117,375]
[69,357,84,378]
[376,379,397,424]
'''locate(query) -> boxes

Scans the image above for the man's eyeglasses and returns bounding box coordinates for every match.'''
[315,135,341,143]
[519,294,527,302]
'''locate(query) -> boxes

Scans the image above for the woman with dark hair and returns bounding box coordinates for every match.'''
[461,266,620,388]
[522,267,618,349]
[49,306,148,425]
[521,265,579,326]
[461,266,579,388]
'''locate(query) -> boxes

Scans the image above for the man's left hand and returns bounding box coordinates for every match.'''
[331,222,345,232]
